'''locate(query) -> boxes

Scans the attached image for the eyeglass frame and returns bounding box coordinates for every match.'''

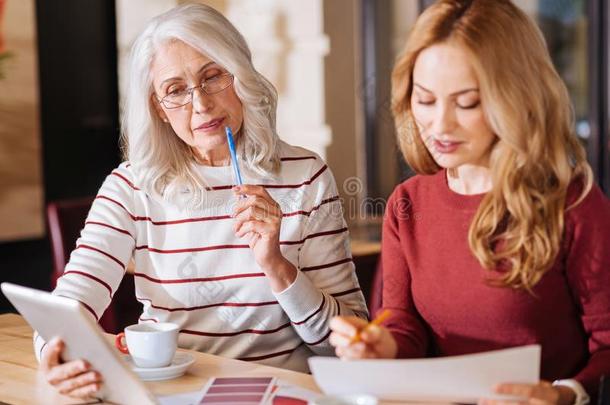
[155,72,235,109]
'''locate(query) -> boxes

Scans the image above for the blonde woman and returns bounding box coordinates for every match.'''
[330,0,609,404]
[35,3,367,399]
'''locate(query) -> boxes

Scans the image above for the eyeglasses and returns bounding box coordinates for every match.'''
[157,73,234,109]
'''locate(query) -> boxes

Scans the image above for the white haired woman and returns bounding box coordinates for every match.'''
[36,3,367,399]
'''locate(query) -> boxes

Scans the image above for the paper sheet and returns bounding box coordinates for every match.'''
[270,379,320,404]
[309,345,541,403]
[158,390,200,405]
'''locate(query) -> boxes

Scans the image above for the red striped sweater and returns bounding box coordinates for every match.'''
[35,142,368,372]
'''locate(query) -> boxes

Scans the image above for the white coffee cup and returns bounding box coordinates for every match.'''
[115,322,179,368]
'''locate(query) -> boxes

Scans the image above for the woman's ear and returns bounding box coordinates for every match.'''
[151,94,169,123]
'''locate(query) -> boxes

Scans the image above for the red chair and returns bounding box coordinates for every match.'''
[47,197,140,333]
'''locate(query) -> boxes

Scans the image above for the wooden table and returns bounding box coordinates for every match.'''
[0,314,418,405]
[0,313,322,405]
[350,240,381,258]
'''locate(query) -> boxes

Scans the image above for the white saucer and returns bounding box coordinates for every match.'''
[123,352,195,381]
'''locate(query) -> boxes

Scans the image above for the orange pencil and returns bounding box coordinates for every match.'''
[350,309,391,344]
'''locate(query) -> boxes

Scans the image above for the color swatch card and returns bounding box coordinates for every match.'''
[197,377,276,404]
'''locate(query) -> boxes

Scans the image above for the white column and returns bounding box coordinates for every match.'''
[226,0,331,159]
[115,0,179,108]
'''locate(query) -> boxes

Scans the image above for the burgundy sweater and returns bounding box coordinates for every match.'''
[380,170,610,398]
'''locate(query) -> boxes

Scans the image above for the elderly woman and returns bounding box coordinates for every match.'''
[36,3,367,398]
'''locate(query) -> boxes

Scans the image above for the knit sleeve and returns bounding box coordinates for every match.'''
[378,187,429,358]
[273,160,368,355]
[34,163,138,361]
[52,163,137,317]
[565,184,610,397]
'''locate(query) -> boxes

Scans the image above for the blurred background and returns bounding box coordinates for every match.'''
[0,0,608,314]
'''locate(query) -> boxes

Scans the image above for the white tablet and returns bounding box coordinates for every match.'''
[1,282,158,405]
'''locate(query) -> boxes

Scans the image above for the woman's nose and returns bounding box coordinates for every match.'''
[191,87,213,114]
[431,104,456,135]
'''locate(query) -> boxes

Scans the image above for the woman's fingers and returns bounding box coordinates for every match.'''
[40,337,63,372]
[330,317,398,359]
[329,316,373,357]
[329,331,353,348]
[233,195,271,216]
[329,316,368,341]
[67,382,102,399]
[479,381,563,405]
[235,219,276,238]
[231,185,282,243]
[232,201,281,240]
[234,200,281,222]
[497,382,557,402]
[335,342,361,359]
[233,205,279,229]
[335,341,379,360]
[56,370,102,396]
[233,185,275,202]
[360,324,382,344]
[46,360,91,386]
[478,400,526,405]
[496,383,538,398]
[330,322,383,347]
[39,337,103,399]
[233,186,281,214]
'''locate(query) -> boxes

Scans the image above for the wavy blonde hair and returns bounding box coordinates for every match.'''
[391,0,593,290]
[121,3,280,210]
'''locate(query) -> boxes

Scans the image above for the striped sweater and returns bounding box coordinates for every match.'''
[35,141,368,372]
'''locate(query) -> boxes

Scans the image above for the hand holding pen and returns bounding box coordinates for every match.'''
[226,127,297,292]
[329,309,399,360]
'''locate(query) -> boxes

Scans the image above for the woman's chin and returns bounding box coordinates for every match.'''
[432,157,463,170]
[189,132,227,149]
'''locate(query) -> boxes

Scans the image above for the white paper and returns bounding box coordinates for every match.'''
[308,345,541,403]
[271,379,321,403]
[157,390,201,405]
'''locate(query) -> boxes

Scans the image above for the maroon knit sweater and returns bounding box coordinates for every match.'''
[379,170,610,398]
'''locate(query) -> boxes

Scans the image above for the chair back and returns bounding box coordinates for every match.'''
[47,196,95,281]
[46,196,130,332]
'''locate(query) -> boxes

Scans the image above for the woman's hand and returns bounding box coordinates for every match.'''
[479,381,576,405]
[39,337,103,398]
[329,316,398,359]
[232,185,296,291]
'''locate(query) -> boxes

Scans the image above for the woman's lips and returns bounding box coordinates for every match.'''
[195,117,225,132]
[433,139,462,154]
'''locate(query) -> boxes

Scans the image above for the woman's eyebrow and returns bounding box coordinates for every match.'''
[159,61,218,87]
[414,83,479,96]
[198,61,218,75]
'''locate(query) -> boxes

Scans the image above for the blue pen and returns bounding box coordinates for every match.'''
[225,126,243,186]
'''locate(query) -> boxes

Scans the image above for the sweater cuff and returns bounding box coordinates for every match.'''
[388,330,426,359]
[273,271,324,322]
[553,379,590,405]
[33,331,46,363]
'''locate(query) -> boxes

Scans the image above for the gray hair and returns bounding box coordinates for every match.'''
[121,3,280,209]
